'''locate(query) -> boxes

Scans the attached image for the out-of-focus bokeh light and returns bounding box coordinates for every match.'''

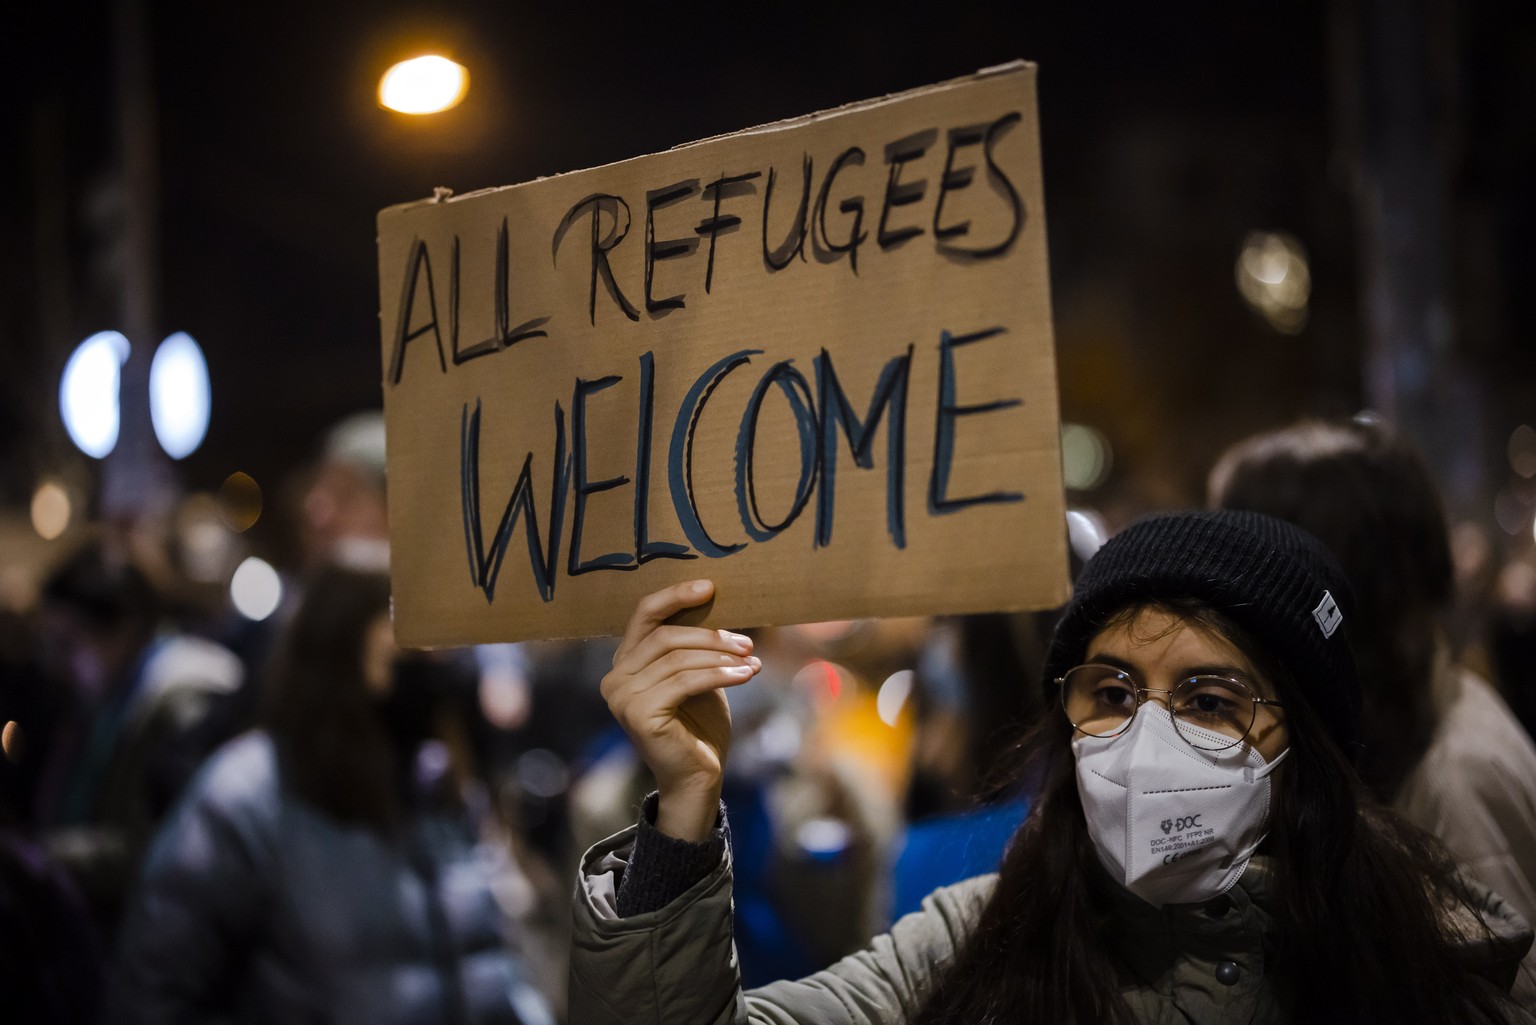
[60,330,129,458]
[1067,509,1109,563]
[1235,230,1311,334]
[793,659,846,704]
[177,494,237,585]
[2,721,22,764]
[30,479,72,541]
[1509,425,1536,479]
[516,748,570,799]
[1494,488,1532,538]
[756,711,802,763]
[796,817,852,857]
[876,669,914,727]
[230,556,283,621]
[378,55,468,114]
[149,331,211,459]
[1502,561,1536,616]
[1061,423,1112,491]
[218,471,263,532]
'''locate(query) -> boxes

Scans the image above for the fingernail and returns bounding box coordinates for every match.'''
[726,664,755,676]
[722,631,751,649]
[691,580,711,594]
[746,656,761,669]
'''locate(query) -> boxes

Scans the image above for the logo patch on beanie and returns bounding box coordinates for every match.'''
[1312,590,1343,638]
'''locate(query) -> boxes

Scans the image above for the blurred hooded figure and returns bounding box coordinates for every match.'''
[300,411,391,571]
[111,564,552,1025]
[1210,416,1536,1003]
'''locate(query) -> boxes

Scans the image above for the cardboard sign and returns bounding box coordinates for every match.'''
[377,61,1069,646]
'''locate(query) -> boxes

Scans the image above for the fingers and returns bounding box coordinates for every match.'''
[617,580,715,660]
[623,662,759,722]
[614,624,752,677]
[602,647,759,706]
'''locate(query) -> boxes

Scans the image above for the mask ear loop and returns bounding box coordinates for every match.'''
[1245,745,1290,782]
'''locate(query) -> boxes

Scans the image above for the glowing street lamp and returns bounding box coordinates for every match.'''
[379,55,468,114]
[60,331,131,459]
[149,331,211,459]
[62,330,213,461]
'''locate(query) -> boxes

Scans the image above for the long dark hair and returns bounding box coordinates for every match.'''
[1208,418,1452,803]
[914,599,1514,1024]
[260,565,400,830]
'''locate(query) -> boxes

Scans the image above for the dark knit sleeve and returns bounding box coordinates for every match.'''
[614,792,727,917]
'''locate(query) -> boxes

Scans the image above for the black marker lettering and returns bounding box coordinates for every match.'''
[733,361,819,543]
[877,128,936,251]
[459,399,571,603]
[569,375,636,576]
[668,350,760,558]
[633,351,694,565]
[932,124,983,244]
[815,347,912,548]
[452,219,551,364]
[933,112,1025,258]
[387,238,446,385]
[813,146,869,273]
[762,155,813,271]
[553,193,639,325]
[695,171,762,294]
[929,326,1024,514]
[645,179,699,314]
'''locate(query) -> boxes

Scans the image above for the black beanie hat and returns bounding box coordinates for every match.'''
[1043,510,1362,760]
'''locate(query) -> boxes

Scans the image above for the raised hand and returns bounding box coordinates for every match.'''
[600,580,760,840]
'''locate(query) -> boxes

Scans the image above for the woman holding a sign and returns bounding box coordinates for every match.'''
[570,510,1533,1023]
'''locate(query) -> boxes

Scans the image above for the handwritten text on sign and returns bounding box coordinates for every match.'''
[377,62,1069,646]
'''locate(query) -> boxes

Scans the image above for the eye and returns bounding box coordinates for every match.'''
[1062,666,1143,737]
[1173,678,1251,724]
[1191,692,1230,714]
[1090,678,1135,709]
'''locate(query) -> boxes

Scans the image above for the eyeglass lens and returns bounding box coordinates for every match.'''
[1061,665,1259,750]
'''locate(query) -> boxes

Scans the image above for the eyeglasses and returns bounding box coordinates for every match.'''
[1057,663,1284,751]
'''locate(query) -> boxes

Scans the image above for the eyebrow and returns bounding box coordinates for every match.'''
[1085,653,1257,683]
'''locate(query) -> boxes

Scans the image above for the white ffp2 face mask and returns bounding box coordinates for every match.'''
[1073,704,1288,908]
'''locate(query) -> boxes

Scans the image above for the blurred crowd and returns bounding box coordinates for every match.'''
[2,409,1536,1022]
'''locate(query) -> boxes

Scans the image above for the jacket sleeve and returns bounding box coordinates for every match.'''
[107,745,274,1025]
[569,825,991,1025]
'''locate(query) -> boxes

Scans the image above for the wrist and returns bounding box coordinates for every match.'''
[654,786,722,843]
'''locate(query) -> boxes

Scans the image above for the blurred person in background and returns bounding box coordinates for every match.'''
[31,540,242,933]
[0,606,105,1023]
[298,410,392,571]
[883,514,1106,921]
[886,612,1045,922]
[202,409,395,741]
[0,789,104,1024]
[1210,416,1536,1003]
[110,562,553,1025]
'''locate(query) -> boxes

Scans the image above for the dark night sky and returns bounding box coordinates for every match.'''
[4,0,1534,560]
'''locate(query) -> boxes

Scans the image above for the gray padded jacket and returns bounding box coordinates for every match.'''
[112,732,551,1025]
[570,823,1536,1025]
